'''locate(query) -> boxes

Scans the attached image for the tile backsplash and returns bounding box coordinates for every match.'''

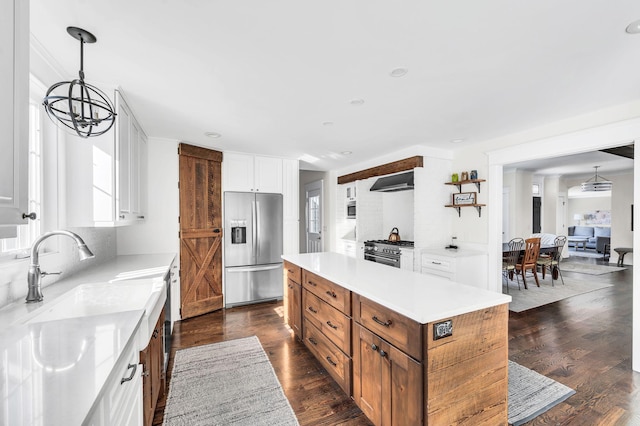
[0,227,116,309]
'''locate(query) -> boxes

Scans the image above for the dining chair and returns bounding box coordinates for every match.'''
[537,236,567,286]
[516,237,541,289]
[503,238,524,293]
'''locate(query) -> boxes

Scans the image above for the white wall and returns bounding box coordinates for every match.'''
[117,137,180,255]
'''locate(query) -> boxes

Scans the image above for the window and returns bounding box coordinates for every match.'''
[0,88,43,256]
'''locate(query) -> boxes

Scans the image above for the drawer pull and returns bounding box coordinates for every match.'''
[372,316,393,327]
[308,337,318,346]
[308,280,317,287]
[308,306,318,314]
[379,349,388,358]
[431,261,442,265]
[288,284,293,289]
[326,320,338,329]
[120,363,137,385]
[326,356,337,367]
[153,329,159,339]
[326,290,337,298]
[287,269,294,273]
[371,343,379,351]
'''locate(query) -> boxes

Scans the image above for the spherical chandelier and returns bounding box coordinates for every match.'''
[43,27,116,138]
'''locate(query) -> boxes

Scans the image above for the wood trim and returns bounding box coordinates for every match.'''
[178,143,223,162]
[337,156,423,184]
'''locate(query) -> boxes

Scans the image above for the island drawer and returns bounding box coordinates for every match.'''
[303,318,351,395]
[352,293,422,360]
[303,289,351,354]
[284,260,302,284]
[302,270,351,315]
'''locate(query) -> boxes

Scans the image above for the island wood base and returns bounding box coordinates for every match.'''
[283,259,509,426]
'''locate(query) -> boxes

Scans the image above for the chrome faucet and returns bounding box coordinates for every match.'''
[26,230,95,303]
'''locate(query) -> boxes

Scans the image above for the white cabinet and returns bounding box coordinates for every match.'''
[399,247,414,272]
[0,0,28,227]
[115,90,148,222]
[66,89,147,227]
[223,152,283,193]
[420,248,487,289]
[85,332,143,426]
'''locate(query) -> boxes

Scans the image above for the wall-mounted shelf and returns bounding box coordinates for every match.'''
[445,179,485,193]
[445,204,486,217]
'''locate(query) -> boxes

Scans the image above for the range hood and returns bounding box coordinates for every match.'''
[369,171,414,192]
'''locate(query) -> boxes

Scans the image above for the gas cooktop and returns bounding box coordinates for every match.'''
[365,240,415,247]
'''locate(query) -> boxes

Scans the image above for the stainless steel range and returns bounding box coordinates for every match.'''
[364,240,414,268]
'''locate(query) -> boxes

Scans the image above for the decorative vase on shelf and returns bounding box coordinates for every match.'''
[470,170,478,180]
[461,171,469,181]
[451,173,459,182]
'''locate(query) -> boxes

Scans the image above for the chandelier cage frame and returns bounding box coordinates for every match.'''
[43,27,116,138]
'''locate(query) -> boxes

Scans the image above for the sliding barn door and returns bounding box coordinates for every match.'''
[178,143,223,319]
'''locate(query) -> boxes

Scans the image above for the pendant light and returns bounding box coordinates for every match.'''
[581,166,612,192]
[43,27,116,138]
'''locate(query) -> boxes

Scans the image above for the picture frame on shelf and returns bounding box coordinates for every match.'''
[452,192,477,206]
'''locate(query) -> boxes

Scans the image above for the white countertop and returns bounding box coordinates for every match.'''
[0,253,176,426]
[282,252,510,324]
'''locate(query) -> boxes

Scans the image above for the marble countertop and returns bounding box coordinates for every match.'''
[282,252,510,324]
[0,253,176,425]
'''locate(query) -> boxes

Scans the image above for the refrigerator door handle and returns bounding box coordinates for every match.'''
[251,199,257,262]
[255,200,261,259]
[226,264,282,273]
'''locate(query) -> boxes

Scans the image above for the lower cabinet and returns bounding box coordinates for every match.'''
[85,331,143,426]
[352,323,423,426]
[285,278,302,339]
[140,307,165,426]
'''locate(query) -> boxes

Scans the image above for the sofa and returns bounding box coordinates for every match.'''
[567,226,611,253]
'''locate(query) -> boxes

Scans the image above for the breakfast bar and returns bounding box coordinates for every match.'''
[282,252,511,426]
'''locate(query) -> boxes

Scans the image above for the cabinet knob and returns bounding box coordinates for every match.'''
[371,343,379,351]
[22,212,37,220]
[379,350,388,358]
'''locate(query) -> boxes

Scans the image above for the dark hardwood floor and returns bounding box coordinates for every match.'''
[155,255,639,425]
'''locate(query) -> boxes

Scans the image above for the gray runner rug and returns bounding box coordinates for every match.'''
[508,361,575,426]
[163,336,299,426]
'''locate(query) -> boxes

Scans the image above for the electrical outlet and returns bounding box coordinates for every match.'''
[433,319,453,340]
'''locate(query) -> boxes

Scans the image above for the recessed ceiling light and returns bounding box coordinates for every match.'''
[322,121,334,126]
[450,139,465,144]
[350,98,365,106]
[626,19,640,34]
[390,68,408,77]
[341,151,352,155]
[205,131,221,138]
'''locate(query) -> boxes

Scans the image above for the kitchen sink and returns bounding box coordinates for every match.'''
[24,279,166,349]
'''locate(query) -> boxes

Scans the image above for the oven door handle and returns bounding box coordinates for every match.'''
[365,254,399,263]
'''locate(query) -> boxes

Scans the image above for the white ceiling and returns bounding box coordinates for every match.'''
[30,0,640,171]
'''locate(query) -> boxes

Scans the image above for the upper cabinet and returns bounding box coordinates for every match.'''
[66,89,147,227]
[0,0,29,227]
[115,89,148,222]
[223,153,282,193]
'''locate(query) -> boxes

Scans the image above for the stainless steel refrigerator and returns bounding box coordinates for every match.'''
[224,192,283,307]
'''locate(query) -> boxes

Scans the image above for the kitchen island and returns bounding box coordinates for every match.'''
[282,252,511,426]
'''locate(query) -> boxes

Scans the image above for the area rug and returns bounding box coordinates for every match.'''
[505,275,613,312]
[559,262,625,275]
[163,336,299,426]
[508,361,575,425]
